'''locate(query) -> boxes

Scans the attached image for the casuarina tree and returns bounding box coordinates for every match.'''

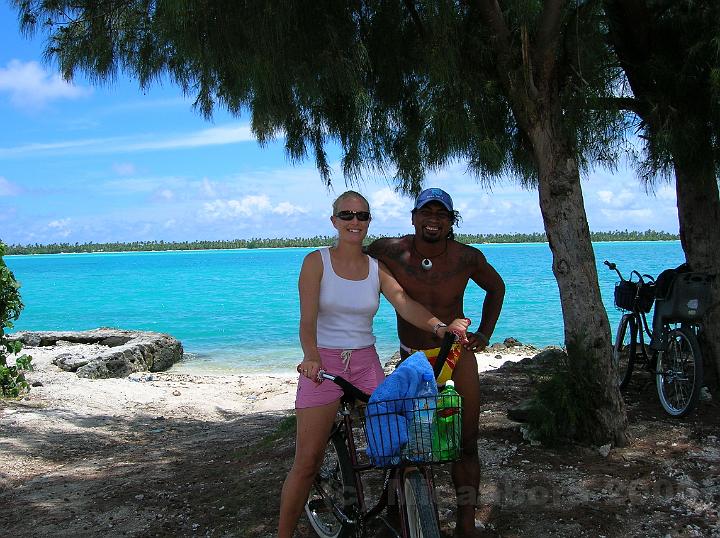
[604,0,720,390]
[13,0,631,444]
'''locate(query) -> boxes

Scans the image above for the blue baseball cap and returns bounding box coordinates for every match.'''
[414,188,453,212]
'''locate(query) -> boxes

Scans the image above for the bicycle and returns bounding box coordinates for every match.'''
[605,260,713,417]
[304,332,461,538]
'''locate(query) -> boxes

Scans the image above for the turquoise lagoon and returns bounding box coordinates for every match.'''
[5,241,684,374]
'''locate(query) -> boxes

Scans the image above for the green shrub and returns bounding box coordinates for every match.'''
[1,241,32,397]
[523,334,605,446]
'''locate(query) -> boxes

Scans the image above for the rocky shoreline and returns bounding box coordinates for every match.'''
[9,328,183,379]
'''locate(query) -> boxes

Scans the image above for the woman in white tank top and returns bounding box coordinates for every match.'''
[278,191,470,537]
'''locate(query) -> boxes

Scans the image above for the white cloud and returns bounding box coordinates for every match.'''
[200,177,218,198]
[583,167,679,232]
[202,195,270,220]
[48,218,70,228]
[369,187,409,221]
[0,136,121,158]
[200,195,308,221]
[656,184,676,201]
[120,125,257,152]
[0,177,21,196]
[600,208,654,220]
[0,60,91,107]
[156,189,175,201]
[113,162,137,176]
[47,218,72,238]
[101,177,172,194]
[272,202,306,216]
[596,189,635,208]
[0,123,257,158]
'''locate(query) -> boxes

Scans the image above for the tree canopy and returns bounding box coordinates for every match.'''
[605,0,720,181]
[14,0,636,444]
[15,0,627,189]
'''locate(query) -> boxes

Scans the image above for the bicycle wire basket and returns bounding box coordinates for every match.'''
[614,280,655,313]
[356,394,463,469]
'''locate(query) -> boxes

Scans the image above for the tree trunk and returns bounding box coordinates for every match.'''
[672,135,720,392]
[604,0,720,392]
[477,0,628,446]
[529,111,629,447]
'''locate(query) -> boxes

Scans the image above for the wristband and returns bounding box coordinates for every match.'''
[476,331,489,344]
[433,322,448,336]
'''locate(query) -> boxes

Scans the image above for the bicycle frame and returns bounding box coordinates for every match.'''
[630,309,654,369]
[312,381,441,537]
[307,332,458,537]
[606,260,656,367]
[605,259,707,417]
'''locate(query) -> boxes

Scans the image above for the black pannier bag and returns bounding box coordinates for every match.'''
[654,263,712,323]
[654,263,689,300]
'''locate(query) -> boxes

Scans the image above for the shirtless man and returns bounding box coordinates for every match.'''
[367,188,505,537]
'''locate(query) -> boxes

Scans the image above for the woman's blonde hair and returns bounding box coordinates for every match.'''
[332,190,370,215]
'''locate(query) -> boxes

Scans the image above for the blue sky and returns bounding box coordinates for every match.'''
[0,4,680,246]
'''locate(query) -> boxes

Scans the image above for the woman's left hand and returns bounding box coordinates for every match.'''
[296,357,322,381]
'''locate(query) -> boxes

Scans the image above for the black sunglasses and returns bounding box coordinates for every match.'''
[335,210,371,221]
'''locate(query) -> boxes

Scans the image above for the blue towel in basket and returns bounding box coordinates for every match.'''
[365,352,435,466]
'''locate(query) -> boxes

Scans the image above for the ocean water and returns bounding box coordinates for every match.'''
[5,241,684,374]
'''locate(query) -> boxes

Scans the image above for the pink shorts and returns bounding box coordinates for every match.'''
[295,345,385,409]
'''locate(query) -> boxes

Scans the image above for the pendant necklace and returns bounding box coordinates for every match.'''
[413,239,448,271]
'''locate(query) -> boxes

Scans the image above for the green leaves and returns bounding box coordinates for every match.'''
[16,355,33,371]
[5,339,23,356]
[0,352,33,398]
[1,241,30,397]
[0,364,30,398]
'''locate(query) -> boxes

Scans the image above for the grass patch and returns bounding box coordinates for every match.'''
[234,414,297,459]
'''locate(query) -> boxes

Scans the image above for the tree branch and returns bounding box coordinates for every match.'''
[477,0,513,79]
[402,0,426,39]
[533,0,565,90]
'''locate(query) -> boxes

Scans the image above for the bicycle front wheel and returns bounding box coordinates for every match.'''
[656,326,703,417]
[402,469,440,538]
[613,314,636,389]
[305,428,357,538]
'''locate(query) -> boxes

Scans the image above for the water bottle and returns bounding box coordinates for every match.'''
[406,372,437,462]
[432,380,462,461]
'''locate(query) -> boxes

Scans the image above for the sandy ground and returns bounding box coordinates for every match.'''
[2,343,533,423]
[2,342,719,537]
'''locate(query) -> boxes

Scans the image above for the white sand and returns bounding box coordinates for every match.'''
[4,343,539,423]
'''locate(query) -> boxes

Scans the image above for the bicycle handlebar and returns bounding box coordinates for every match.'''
[604,260,655,285]
[433,331,457,379]
[318,371,371,403]
[604,259,624,281]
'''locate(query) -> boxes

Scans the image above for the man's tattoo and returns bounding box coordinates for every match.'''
[372,238,483,285]
[367,237,407,264]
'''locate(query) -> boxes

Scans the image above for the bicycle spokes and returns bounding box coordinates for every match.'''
[656,328,702,417]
